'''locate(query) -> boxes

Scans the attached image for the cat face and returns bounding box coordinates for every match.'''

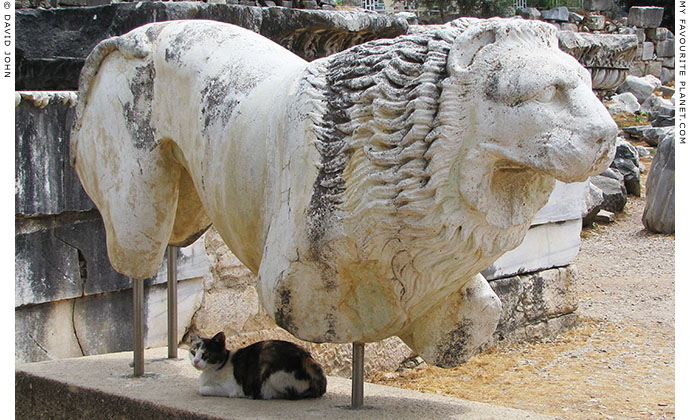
[189,332,228,371]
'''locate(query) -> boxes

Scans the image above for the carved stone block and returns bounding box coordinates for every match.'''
[628,6,664,29]
[15,92,94,216]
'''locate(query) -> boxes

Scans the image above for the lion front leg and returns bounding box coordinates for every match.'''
[399,273,502,368]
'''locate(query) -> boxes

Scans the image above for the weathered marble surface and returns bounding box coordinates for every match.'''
[71,18,617,367]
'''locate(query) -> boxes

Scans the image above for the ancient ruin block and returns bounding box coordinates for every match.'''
[15,301,84,363]
[583,0,613,11]
[482,220,582,281]
[16,3,408,90]
[656,39,675,57]
[628,6,664,29]
[15,227,82,307]
[15,92,94,216]
[490,267,579,342]
[646,27,672,41]
[557,31,637,91]
[643,134,675,234]
[541,7,570,22]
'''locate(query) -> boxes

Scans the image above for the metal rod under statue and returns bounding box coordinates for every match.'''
[167,246,178,359]
[351,342,364,408]
[132,278,145,376]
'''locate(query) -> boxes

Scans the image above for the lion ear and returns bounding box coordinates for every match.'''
[447,28,497,72]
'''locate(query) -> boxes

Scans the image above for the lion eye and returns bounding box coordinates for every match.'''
[534,86,557,103]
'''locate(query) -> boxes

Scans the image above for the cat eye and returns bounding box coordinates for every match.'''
[190,349,196,356]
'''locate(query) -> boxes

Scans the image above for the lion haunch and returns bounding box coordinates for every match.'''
[71,17,617,367]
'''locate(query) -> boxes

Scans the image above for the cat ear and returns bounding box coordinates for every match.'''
[189,332,199,342]
[212,332,226,344]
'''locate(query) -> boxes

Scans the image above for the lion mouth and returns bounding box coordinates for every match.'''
[487,160,554,224]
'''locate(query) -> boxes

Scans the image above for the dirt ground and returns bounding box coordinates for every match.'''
[369,157,676,419]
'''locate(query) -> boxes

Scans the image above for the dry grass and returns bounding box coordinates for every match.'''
[369,319,674,419]
[610,112,651,128]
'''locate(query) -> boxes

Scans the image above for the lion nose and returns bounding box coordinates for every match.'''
[586,112,619,174]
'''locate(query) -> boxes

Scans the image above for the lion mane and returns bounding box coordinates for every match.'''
[295,19,558,318]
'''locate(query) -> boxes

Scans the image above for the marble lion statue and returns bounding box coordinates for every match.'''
[71,17,617,367]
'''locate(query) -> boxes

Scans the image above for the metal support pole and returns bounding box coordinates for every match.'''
[167,246,178,359]
[351,342,364,408]
[132,278,145,377]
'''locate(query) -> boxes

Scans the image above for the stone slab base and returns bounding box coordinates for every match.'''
[15,347,559,420]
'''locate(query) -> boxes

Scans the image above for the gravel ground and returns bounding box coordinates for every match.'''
[370,159,675,419]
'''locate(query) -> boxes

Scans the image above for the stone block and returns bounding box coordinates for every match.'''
[661,66,674,85]
[15,300,83,363]
[532,180,589,225]
[610,139,641,197]
[646,60,663,78]
[600,167,624,183]
[542,6,570,22]
[520,7,541,20]
[639,41,654,60]
[560,22,579,32]
[15,92,95,216]
[640,92,674,119]
[656,39,674,57]
[490,267,578,341]
[594,209,615,223]
[662,57,675,68]
[646,27,671,41]
[144,278,204,348]
[481,220,582,281]
[628,6,664,28]
[584,14,606,31]
[52,215,132,297]
[605,92,640,114]
[590,174,627,212]
[635,28,646,43]
[629,60,645,76]
[643,133,675,233]
[58,0,109,5]
[583,0,612,11]
[569,12,584,23]
[17,3,408,89]
[72,288,136,356]
[617,74,661,103]
[15,227,82,307]
[582,180,604,227]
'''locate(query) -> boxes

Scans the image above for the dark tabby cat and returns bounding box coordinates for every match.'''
[188,332,327,400]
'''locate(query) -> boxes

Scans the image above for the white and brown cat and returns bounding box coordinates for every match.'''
[188,332,327,400]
